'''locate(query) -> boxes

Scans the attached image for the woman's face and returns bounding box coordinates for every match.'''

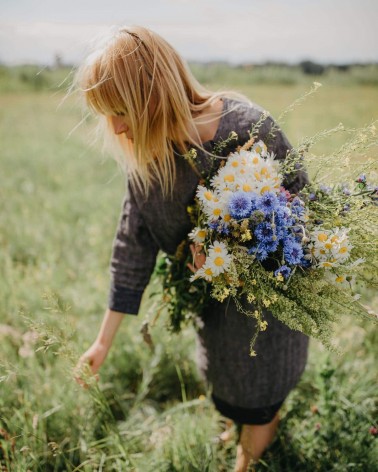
[110,114,133,140]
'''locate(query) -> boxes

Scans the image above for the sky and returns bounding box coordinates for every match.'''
[1,0,378,65]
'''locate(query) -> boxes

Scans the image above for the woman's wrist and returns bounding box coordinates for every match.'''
[96,308,125,348]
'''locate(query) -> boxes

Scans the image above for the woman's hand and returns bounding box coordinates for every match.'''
[73,340,109,389]
[187,243,206,273]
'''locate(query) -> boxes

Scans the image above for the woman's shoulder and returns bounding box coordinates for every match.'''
[219,96,269,144]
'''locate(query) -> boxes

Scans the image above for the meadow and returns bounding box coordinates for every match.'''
[0,64,377,471]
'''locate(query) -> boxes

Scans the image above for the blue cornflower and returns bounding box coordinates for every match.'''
[275,207,294,239]
[249,193,259,211]
[275,225,289,242]
[299,256,312,268]
[283,237,304,265]
[256,191,279,215]
[209,221,219,231]
[219,224,230,235]
[278,190,289,204]
[228,191,253,219]
[291,226,305,243]
[290,197,305,218]
[248,245,269,261]
[274,265,291,279]
[255,222,276,243]
[262,239,279,253]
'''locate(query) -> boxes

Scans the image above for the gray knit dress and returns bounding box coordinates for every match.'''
[108,97,310,419]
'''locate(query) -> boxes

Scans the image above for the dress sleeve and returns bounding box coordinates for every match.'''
[108,183,159,315]
[257,115,309,194]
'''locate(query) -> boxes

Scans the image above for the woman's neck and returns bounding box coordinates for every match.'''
[188,98,224,145]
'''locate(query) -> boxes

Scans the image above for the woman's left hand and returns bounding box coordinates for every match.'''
[187,243,206,273]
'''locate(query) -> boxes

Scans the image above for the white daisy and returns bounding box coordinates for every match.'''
[206,241,232,276]
[189,227,207,244]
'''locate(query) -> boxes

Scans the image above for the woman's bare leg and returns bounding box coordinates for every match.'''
[234,411,280,472]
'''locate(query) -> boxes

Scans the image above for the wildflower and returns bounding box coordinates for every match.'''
[290,196,306,218]
[257,191,279,215]
[357,174,366,183]
[255,222,276,243]
[308,193,317,201]
[252,140,268,156]
[240,229,252,242]
[369,426,378,436]
[208,221,219,231]
[274,265,291,279]
[190,265,214,282]
[207,241,232,276]
[275,272,284,282]
[320,184,331,194]
[228,191,253,219]
[196,185,216,203]
[260,320,268,331]
[189,227,207,244]
[283,238,304,265]
[248,245,269,261]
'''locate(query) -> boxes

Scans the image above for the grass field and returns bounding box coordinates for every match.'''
[0,66,377,471]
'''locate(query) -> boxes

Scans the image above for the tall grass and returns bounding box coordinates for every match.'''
[0,70,377,470]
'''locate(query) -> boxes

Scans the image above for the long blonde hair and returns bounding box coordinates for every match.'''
[74,25,250,196]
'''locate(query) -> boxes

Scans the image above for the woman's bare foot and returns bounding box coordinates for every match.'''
[219,419,235,443]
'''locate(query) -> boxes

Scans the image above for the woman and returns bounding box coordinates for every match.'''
[74,25,310,471]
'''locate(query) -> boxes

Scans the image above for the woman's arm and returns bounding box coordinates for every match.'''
[96,308,125,347]
[74,308,126,388]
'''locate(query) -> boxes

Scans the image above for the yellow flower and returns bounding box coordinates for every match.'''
[317,233,328,242]
[260,321,268,331]
[241,230,252,242]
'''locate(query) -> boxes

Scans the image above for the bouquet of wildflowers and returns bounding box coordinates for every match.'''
[154,98,378,356]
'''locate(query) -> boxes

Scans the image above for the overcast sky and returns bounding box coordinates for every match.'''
[1,0,378,65]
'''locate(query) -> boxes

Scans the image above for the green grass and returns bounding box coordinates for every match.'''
[0,69,377,471]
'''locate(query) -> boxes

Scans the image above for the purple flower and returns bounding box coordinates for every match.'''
[248,245,269,261]
[229,192,253,219]
[290,197,305,218]
[278,189,290,204]
[209,221,219,231]
[283,238,304,265]
[342,184,351,196]
[320,185,331,194]
[274,265,291,279]
[357,174,366,183]
[256,191,279,215]
[255,222,276,243]
[343,203,351,212]
[309,193,317,201]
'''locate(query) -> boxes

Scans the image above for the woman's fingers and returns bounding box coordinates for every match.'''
[189,243,206,271]
[73,357,99,389]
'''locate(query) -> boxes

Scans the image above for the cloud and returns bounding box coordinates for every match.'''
[0,0,377,65]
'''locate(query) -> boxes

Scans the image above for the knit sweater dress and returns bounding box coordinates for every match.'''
[108,97,310,417]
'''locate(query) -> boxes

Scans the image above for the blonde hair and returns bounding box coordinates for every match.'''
[74,25,250,196]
